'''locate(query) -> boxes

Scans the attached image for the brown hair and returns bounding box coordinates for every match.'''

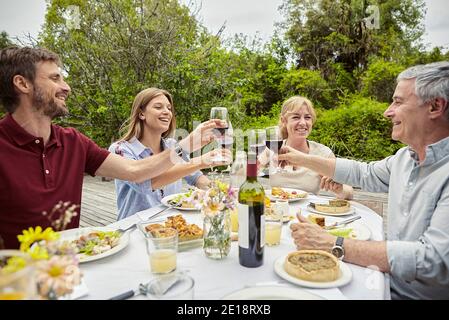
[118,88,176,142]
[278,96,317,139]
[0,46,61,113]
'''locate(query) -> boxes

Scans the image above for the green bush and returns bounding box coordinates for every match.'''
[279,69,333,109]
[361,59,405,103]
[310,96,404,161]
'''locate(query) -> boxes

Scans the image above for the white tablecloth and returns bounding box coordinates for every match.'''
[80,195,386,300]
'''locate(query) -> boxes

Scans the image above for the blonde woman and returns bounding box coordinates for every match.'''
[260,96,353,199]
[109,88,229,219]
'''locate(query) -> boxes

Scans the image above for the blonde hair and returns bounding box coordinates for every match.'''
[278,96,317,139]
[118,88,176,142]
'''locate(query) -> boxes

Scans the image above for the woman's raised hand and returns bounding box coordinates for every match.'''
[180,119,226,153]
[198,148,232,169]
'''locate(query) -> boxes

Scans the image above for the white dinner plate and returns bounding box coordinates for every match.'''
[58,227,130,263]
[274,255,352,289]
[286,219,371,241]
[306,203,356,216]
[266,188,309,202]
[161,193,199,211]
[326,222,371,241]
[222,285,324,300]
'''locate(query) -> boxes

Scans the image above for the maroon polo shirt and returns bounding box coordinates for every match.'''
[0,114,110,249]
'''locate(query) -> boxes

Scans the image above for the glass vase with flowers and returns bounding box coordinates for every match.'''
[201,180,236,259]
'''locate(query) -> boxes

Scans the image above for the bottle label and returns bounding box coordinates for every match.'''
[237,203,249,249]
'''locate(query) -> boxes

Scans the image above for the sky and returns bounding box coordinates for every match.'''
[0,0,448,50]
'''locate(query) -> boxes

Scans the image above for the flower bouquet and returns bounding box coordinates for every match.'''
[0,201,83,300]
[201,180,237,259]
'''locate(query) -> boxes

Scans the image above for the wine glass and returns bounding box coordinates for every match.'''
[265,126,285,173]
[210,107,232,165]
[247,129,266,176]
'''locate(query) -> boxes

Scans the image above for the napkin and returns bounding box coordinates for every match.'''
[59,280,89,300]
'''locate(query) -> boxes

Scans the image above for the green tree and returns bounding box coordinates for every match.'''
[361,58,405,102]
[0,31,13,116]
[279,68,333,108]
[279,0,425,75]
[227,35,288,117]
[39,0,243,146]
[0,31,13,49]
[310,95,404,160]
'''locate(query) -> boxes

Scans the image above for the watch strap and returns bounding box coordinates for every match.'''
[336,236,344,248]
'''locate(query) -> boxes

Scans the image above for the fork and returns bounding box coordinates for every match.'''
[323,215,361,230]
[146,200,183,220]
[116,223,138,234]
[117,218,165,234]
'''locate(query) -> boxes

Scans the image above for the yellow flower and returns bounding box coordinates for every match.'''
[28,245,50,260]
[1,256,27,275]
[18,226,60,252]
[217,181,229,193]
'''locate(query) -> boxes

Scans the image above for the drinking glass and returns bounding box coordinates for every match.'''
[210,107,232,164]
[248,129,266,156]
[247,129,266,176]
[265,204,283,246]
[0,250,37,300]
[145,228,178,274]
[265,126,285,173]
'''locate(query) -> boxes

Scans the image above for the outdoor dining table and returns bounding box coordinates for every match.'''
[78,192,387,300]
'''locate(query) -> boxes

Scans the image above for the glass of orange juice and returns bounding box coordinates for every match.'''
[0,250,37,300]
[145,228,178,274]
[265,204,283,246]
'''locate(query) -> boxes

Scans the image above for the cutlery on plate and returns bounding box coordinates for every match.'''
[117,218,165,234]
[323,215,361,230]
[108,273,185,300]
[108,283,150,300]
[116,223,137,234]
[145,202,180,221]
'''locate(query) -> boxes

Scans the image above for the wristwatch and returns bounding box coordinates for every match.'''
[331,236,345,260]
[172,143,184,158]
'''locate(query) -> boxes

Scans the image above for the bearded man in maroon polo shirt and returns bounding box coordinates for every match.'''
[0,47,223,249]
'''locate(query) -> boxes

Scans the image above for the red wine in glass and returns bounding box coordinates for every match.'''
[220,137,233,150]
[216,127,228,136]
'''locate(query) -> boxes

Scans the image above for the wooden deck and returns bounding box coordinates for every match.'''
[80,175,388,227]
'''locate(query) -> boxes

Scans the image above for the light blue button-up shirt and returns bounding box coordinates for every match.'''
[109,137,202,220]
[334,135,449,299]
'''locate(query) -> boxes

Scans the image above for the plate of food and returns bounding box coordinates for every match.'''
[306,199,355,216]
[58,227,130,263]
[306,214,371,240]
[267,187,308,202]
[138,214,204,251]
[222,285,324,300]
[274,250,352,289]
[265,196,295,223]
[160,189,204,211]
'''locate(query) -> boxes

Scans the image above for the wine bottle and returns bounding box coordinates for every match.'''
[238,152,265,268]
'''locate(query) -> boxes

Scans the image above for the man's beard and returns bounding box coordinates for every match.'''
[32,86,68,119]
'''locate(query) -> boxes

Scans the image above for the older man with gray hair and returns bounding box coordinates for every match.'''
[279,61,449,299]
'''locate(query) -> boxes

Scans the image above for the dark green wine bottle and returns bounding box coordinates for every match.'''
[238,152,265,268]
